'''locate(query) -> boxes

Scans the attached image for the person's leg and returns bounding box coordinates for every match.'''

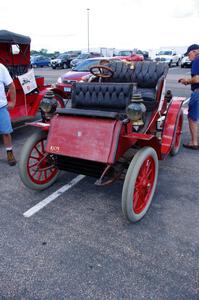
[2,133,12,148]
[188,118,198,146]
[0,107,16,166]
[2,134,16,166]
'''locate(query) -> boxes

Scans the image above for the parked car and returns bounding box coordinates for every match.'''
[30,55,51,68]
[55,57,120,99]
[181,55,191,68]
[70,52,102,68]
[154,50,181,67]
[114,50,144,62]
[51,51,81,69]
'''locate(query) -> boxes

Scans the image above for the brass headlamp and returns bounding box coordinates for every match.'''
[126,94,146,126]
[40,90,58,119]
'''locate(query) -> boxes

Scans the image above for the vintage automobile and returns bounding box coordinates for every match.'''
[19,60,184,223]
[0,30,65,123]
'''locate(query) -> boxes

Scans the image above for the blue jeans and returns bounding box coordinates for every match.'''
[188,90,199,121]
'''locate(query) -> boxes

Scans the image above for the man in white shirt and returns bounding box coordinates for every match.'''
[0,63,16,166]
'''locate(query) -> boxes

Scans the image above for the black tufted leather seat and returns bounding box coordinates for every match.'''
[57,82,133,120]
[105,61,134,83]
[132,61,168,88]
[71,82,133,112]
[103,61,169,102]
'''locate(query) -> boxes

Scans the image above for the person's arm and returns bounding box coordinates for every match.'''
[7,82,16,110]
[178,75,199,85]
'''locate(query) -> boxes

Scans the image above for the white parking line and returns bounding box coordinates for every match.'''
[183,97,190,105]
[23,174,86,218]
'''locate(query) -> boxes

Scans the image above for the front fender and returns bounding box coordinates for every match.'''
[161,97,184,158]
[26,121,50,131]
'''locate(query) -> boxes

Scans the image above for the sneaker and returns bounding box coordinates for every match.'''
[7,150,17,166]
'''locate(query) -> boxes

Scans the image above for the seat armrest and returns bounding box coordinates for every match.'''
[155,75,166,102]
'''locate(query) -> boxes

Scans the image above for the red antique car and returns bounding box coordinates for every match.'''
[19,60,184,223]
[0,30,65,123]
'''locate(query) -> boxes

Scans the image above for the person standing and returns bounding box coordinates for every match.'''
[179,44,199,149]
[0,63,17,165]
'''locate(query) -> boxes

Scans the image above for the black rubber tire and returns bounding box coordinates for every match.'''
[122,147,158,223]
[19,130,59,190]
[170,109,183,156]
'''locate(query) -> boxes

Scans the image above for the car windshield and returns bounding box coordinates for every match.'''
[158,51,172,55]
[57,54,68,59]
[72,59,102,71]
[118,51,132,56]
[76,53,89,59]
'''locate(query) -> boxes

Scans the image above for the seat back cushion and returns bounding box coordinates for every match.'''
[104,61,134,83]
[132,61,169,88]
[71,82,133,111]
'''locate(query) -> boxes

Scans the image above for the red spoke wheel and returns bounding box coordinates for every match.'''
[19,131,59,190]
[122,147,158,223]
[170,109,183,156]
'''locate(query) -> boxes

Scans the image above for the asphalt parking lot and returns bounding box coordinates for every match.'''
[0,66,198,300]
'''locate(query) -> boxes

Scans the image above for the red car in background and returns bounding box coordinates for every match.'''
[53,57,120,100]
[114,50,144,62]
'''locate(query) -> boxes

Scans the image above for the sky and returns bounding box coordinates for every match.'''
[0,0,199,54]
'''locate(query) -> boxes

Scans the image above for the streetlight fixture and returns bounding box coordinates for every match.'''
[87,8,90,53]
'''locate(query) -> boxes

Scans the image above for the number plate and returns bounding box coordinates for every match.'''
[64,87,71,92]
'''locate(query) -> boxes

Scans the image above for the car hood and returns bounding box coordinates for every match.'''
[72,58,83,64]
[156,55,171,59]
[51,58,60,63]
[62,71,90,81]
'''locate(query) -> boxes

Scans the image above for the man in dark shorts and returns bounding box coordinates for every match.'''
[179,44,199,149]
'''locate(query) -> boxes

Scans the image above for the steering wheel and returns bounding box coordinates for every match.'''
[89,65,114,79]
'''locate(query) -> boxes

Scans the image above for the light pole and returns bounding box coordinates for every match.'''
[87,8,90,53]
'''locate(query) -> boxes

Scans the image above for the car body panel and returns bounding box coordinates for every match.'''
[46,115,122,164]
